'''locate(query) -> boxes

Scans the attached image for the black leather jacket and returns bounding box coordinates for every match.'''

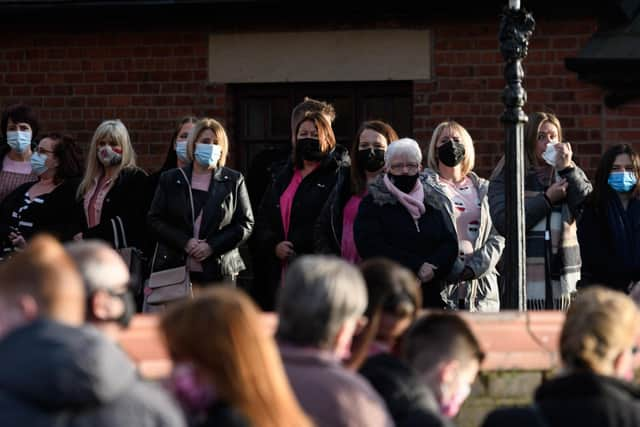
[148,165,254,281]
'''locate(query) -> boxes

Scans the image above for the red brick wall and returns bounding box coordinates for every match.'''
[0,31,229,171]
[414,17,610,179]
[1,18,636,178]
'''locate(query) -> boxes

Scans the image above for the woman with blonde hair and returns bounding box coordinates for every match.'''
[488,112,592,310]
[75,119,149,252]
[422,120,504,312]
[148,118,253,286]
[482,286,640,427]
[160,287,313,427]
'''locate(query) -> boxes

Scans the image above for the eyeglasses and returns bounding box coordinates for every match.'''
[389,163,420,174]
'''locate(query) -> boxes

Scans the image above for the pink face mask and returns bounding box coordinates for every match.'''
[166,362,216,414]
[440,382,471,418]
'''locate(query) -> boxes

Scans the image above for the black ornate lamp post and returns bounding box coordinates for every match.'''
[499,2,535,310]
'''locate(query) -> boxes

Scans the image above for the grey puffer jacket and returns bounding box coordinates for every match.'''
[0,319,186,427]
[421,169,505,312]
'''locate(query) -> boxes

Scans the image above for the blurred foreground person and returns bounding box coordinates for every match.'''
[277,255,394,427]
[160,287,313,427]
[482,286,640,427]
[0,235,185,427]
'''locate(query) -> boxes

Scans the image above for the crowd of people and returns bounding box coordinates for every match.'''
[1,97,640,426]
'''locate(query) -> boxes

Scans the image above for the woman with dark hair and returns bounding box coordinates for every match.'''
[489,112,592,310]
[0,104,39,203]
[578,144,640,292]
[315,120,398,262]
[0,133,83,258]
[253,111,349,309]
[148,116,198,194]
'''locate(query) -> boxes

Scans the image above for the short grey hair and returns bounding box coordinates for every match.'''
[385,138,422,169]
[64,240,129,295]
[276,255,368,349]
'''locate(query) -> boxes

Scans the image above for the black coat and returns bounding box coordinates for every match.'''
[577,196,640,292]
[0,319,186,427]
[482,372,640,427]
[197,401,251,427]
[360,353,455,427]
[354,175,458,307]
[148,165,254,281]
[251,148,350,308]
[78,167,150,254]
[0,177,80,253]
[314,165,352,255]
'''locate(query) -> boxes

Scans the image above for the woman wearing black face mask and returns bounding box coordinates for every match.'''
[314,120,398,261]
[354,138,458,308]
[252,111,349,310]
[422,121,504,312]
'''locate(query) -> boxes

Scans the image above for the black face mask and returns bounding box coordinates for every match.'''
[357,148,386,173]
[437,139,466,168]
[114,290,136,328]
[296,138,325,162]
[388,173,419,193]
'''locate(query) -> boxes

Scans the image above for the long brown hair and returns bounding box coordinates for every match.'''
[524,111,563,167]
[347,258,421,370]
[292,111,336,169]
[350,120,399,195]
[160,288,313,427]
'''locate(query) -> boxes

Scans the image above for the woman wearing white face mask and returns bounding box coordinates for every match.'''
[75,120,149,255]
[0,104,39,204]
[489,112,592,310]
[148,118,254,286]
[0,133,82,259]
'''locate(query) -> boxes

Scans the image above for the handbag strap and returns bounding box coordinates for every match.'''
[177,168,196,233]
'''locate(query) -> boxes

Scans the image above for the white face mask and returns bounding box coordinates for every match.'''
[541,141,558,167]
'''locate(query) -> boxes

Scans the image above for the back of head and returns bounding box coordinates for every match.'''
[404,312,485,376]
[290,96,336,140]
[64,240,129,296]
[161,287,311,427]
[561,286,640,374]
[277,255,367,350]
[0,234,85,331]
[347,258,421,369]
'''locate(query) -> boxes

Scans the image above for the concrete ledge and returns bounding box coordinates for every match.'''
[117,311,565,379]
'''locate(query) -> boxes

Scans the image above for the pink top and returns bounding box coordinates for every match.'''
[3,156,32,174]
[439,175,481,263]
[188,171,212,273]
[341,193,365,264]
[280,170,304,240]
[84,175,115,228]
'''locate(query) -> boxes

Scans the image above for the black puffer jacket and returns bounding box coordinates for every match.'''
[360,353,455,427]
[252,147,350,308]
[482,372,640,427]
[354,175,458,307]
[148,164,254,281]
[0,319,185,427]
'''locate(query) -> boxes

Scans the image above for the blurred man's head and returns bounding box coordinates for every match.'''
[65,240,134,337]
[0,235,85,338]
[276,255,367,359]
[404,312,484,418]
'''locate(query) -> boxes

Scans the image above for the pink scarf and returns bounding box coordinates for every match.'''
[383,174,425,227]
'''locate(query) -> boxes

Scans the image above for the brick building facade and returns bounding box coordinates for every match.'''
[0,1,630,179]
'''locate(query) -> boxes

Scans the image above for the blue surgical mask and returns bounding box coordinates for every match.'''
[194,143,221,169]
[6,131,32,153]
[30,153,48,176]
[608,171,637,193]
[175,140,189,163]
